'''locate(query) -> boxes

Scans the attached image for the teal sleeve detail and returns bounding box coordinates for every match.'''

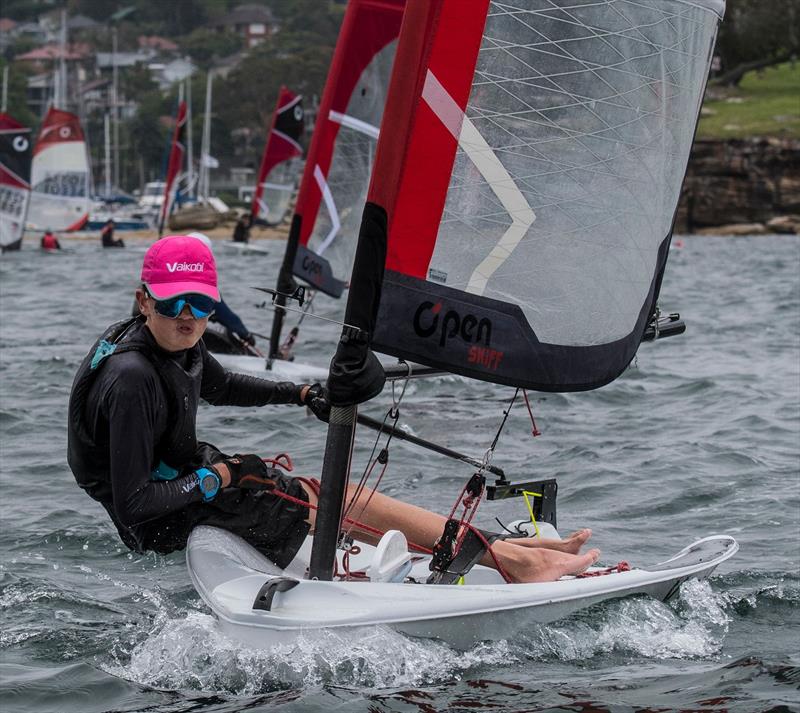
[151,460,180,481]
[90,340,117,370]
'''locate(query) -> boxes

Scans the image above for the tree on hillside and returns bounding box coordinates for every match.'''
[0,60,36,127]
[714,0,799,85]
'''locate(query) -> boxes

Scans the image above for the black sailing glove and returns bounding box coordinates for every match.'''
[304,383,330,423]
[224,453,278,490]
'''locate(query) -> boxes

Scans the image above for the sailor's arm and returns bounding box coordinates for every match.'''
[104,367,204,528]
[199,346,311,406]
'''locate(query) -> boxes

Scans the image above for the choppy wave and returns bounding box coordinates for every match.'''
[2,235,799,712]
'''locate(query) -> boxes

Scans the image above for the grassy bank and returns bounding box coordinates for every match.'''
[698,62,800,139]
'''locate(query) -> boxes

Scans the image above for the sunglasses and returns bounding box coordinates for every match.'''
[147,291,216,319]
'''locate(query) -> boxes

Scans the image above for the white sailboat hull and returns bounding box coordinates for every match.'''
[186,525,738,650]
[212,353,329,382]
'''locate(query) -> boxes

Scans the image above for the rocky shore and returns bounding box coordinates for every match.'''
[676,137,800,235]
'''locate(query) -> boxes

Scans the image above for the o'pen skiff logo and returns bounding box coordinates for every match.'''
[59,126,72,139]
[413,301,491,347]
[166,262,205,273]
[412,300,504,371]
[12,136,29,152]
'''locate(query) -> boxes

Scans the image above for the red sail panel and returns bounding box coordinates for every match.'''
[295,0,405,247]
[33,108,85,154]
[159,100,187,233]
[368,0,489,277]
[251,86,303,221]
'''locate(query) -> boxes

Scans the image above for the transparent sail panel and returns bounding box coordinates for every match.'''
[428,0,719,346]
[259,157,302,226]
[306,40,397,283]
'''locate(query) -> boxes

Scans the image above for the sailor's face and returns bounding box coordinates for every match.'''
[136,290,208,352]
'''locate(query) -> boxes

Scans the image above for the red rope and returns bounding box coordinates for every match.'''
[262,482,434,556]
[261,453,293,472]
[521,390,541,437]
[576,561,630,578]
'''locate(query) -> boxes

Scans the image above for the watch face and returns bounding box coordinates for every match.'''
[201,474,217,492]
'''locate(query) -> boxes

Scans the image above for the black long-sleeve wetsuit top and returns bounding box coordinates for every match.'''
[67,322,303,542]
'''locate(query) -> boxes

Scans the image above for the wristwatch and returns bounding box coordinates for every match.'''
[195,467,221,502]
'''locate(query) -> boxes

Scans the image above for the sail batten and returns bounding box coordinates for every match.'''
[347,0,724,392]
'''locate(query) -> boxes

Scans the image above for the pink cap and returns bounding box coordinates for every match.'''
[141,235,220,301]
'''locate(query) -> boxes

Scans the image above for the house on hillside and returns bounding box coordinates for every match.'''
[138,35,179,53]
[18,43,94,116]
[0,18,17,53]
[208,4,279,49]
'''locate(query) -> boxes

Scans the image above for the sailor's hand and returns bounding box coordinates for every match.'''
[303,383,330,423]
[222,454,276,489]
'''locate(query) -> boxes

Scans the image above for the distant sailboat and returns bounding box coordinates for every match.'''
[0,113,32,252]
[250,86,304,228]
[267,0,406,366]
[158,99,187,235]
[27,108,90,232]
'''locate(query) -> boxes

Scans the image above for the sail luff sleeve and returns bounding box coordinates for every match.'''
[364,0,726,393]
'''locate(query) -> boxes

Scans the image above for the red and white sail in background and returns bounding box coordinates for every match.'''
[288,0,406,297]
[0,113,32,251]
[159,99,187,235]
[27,107,90,232]
[251,86,303,226]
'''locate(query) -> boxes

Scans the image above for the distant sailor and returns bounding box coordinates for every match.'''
[40,229,61,251]
[101,219,125,248]
[67,235,598,581]
[186,232,257,352]
[232,213,251,243]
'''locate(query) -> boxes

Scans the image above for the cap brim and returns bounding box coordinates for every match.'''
[145,281,220,302]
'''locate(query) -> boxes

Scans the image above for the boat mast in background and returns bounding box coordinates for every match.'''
[197,73,214,204]
[185,75,194,199]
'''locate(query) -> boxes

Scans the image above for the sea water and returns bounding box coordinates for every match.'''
[0,235,798,712]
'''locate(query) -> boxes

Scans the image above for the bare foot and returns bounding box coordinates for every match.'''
[502,546,601,583]
[509,528,592,555]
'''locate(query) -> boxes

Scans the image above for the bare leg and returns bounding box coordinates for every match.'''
[298,482,599,583]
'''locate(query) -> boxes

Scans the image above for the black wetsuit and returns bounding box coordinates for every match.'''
[68,318,310,565]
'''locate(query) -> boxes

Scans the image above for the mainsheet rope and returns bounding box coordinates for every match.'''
[257,385,545,582]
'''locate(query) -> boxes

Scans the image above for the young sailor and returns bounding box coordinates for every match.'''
[68,235,599,581]
[40,229,61,250]
[186,232,257,350]
[101,219,125,248]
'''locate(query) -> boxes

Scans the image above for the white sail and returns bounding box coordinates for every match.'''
[28,108,90,232]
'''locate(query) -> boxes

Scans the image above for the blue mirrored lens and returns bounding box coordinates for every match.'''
[153,295,215,319]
